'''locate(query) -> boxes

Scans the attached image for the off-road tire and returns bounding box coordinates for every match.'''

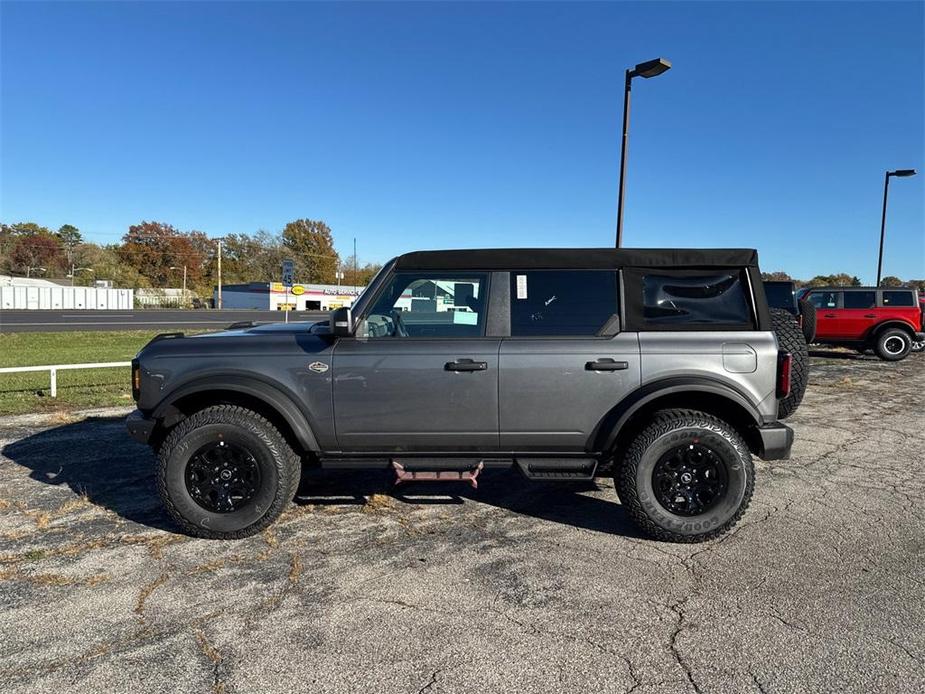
[157,405,301,539]
[770,308,808,419]
[911,338,925,353]
[616,409,754,543]
[798,299,816,343]
[874,328,911,362]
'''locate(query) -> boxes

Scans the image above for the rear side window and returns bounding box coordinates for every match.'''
[844,291,876,309]
[882,291,914,307]
[639,271,751,326]
[510,270,618,336]
[763,282,795,310]
[808,291,839,309]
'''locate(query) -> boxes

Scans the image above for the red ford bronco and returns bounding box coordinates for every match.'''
[799,286,924,361]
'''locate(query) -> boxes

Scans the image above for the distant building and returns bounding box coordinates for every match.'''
[215,282,364,311]
[0,275,133,310]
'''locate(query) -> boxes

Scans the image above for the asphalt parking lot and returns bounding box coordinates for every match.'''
[0,349,923,694]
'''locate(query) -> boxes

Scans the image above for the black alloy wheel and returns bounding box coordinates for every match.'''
[651,443,729,516]
[185,440,262,513]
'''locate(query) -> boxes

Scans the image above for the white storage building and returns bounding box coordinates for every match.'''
[0,276,133,310]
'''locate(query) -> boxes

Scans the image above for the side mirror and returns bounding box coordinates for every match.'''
[330,307,353,337]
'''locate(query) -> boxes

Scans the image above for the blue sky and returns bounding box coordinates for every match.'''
[1,1,922,282]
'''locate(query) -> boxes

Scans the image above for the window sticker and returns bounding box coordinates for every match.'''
[516,274,528,299]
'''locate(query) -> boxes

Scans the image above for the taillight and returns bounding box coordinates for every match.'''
[777,351,792,399]
[131,360,141,401]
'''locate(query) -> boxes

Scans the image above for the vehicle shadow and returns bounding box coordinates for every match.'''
[2,415,175,531]
[3,416,645,539]
[297,468,648,539]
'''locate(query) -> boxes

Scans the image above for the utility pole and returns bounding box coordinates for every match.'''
[216,238,223,309]
[353,237,358,293]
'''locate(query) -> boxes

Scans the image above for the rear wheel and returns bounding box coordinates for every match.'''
[874,329,911,361]
[157,405,301,539]
[616,409,754,543]
[770,308,808,419]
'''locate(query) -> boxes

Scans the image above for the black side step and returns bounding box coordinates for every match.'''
[516,458,598,481]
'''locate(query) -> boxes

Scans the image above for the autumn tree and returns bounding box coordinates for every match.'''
[340,254,383,287]
[281,219,339,284]
[806,273,862,288]
[879,276,903,288]
[118,221,206,287]
[10,234,66,276]
[761,271,792,281]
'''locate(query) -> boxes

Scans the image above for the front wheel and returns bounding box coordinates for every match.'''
[157,405,301,539]
[616,409,754,543]
[874,329,911,361]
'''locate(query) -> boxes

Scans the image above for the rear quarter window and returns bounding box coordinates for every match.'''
[624,268,755,330]
[882,291,915,307]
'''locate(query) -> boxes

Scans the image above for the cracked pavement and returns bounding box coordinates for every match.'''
[0,348,923,693]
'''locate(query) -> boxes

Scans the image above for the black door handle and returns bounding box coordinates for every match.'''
[824,314,836,318]
[445,359,488,372]
[586,359,629,371]
[864,314,876,318]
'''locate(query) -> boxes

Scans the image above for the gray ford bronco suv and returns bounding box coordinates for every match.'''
[127,248,802,543]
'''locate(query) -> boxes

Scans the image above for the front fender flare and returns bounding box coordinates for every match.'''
[152,375,321,452]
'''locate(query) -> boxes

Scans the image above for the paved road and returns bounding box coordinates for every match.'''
[0,350,923,693]
[0,309,328,333]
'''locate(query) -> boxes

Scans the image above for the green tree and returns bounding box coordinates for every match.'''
[281,219,339,284]
[222,230,287,284]
[73,243,150,288]
[761,271,792,281]
[879,276,903,288]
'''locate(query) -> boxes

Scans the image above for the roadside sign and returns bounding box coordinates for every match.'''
[282,260,294,287]
[291,285,305,296]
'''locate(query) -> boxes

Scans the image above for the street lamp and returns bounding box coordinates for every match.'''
[876,169,917,286]
[68,266,94,286]
[615,57,672,248]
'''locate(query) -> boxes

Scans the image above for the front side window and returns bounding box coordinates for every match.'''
[359,273,488,338]
[882,291,914,307]
[808,291,839,309]
[510,270,618,336]
[641,272,751,325]
[843,291,876,309]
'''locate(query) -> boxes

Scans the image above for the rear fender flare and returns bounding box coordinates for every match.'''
[594,377,764,452]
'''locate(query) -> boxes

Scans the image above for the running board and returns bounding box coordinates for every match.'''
[392,460,485,488]
[515,458,598,481]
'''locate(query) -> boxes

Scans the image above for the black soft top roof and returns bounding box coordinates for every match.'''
[394,248,759,271]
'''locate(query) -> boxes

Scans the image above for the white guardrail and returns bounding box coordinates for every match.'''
[0,362,131,397]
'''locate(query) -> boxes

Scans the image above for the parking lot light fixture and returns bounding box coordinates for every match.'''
[877,168,918,286]
[616,57,672,248]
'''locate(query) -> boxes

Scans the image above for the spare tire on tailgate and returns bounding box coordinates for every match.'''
[798,299,816,343]
[770,308,808,419]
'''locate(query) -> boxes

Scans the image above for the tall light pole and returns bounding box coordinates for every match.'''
[876,169,917,286]
[615,57,672,248]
